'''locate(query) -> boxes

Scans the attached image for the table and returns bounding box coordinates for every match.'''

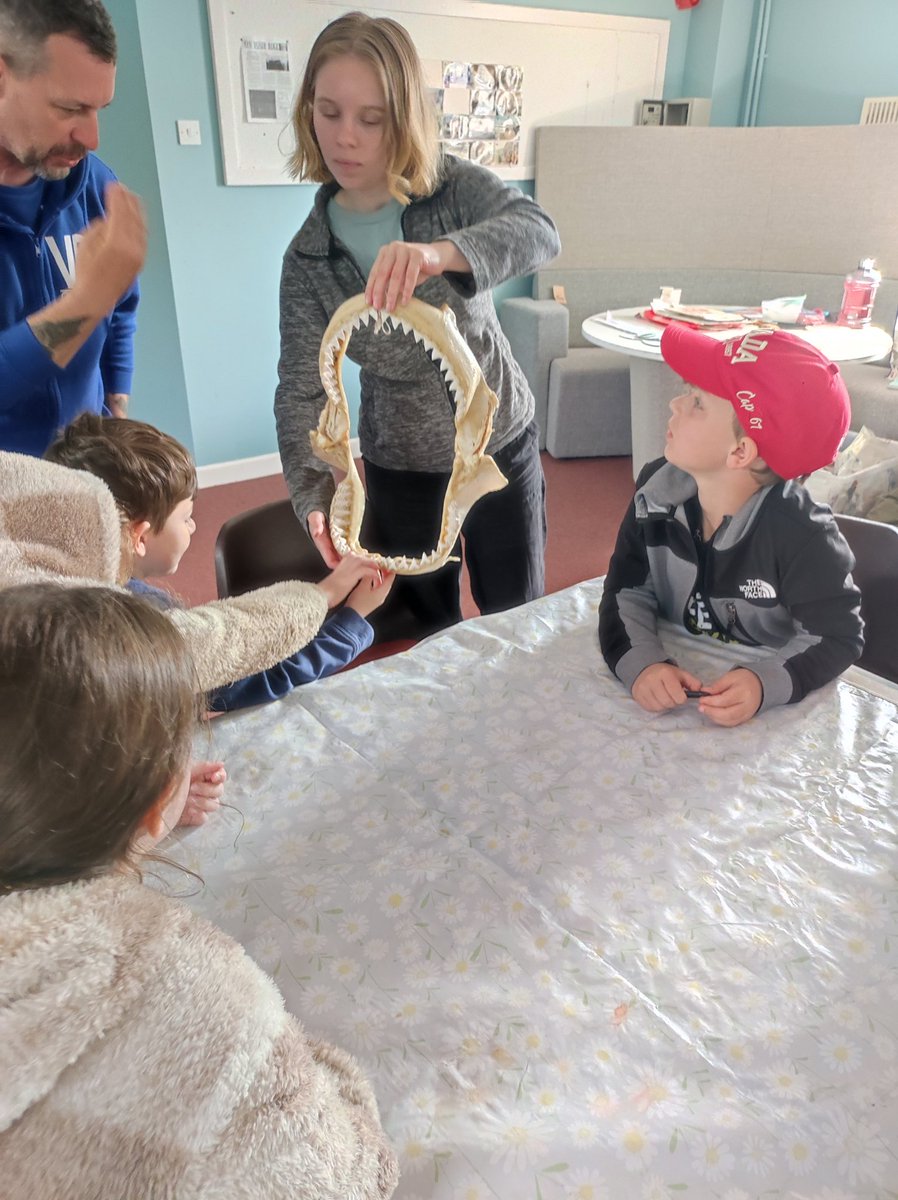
[582,308,894,479]
[163,582,898,1198]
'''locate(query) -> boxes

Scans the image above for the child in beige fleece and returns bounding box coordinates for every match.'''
[0,581,399,1200]
[0,447,386,823]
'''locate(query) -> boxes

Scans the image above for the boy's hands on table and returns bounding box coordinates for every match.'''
[697,669,763,727]
[632,663,763,726]
[632,662,704,712]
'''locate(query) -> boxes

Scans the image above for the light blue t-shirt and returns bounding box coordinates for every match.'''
[326,197,404,278]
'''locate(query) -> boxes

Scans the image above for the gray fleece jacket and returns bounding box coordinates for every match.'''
[275,154,560,526]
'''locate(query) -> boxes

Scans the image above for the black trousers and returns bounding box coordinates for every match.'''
[362,420,547,638]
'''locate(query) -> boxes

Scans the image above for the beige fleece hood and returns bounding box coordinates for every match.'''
[0,451,328,691]
[0,876,399,1199]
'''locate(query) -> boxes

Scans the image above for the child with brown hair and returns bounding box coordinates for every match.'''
[0,582,398,1199]
[0,448,377,697]
[1,443,386,822]
[46,411,394,712]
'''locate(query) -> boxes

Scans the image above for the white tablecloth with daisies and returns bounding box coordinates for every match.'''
[166,579,898,1200]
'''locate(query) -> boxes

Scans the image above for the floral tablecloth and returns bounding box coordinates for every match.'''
[164,580,898,1200]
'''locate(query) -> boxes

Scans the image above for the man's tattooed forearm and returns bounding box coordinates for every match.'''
[31,316,89,352]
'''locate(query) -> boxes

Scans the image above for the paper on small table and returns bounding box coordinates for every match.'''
[650,298,748,326]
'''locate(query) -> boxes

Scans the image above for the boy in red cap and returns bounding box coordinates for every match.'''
[599,325,863,726]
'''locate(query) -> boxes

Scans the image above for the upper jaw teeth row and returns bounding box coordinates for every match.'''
[323,308,461,392]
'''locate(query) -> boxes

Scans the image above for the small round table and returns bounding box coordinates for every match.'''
[582,307,894,479]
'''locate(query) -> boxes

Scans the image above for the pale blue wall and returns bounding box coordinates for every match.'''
[102,0,689,467]
[100,0,194,451]
[754,0,898,126]
[133,0,306,466]
[100,0,897,467]
[679,0,722,102]
[679,0,758,128]
[710,0,758,127]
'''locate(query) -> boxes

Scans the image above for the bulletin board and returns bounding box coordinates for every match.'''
[205,0,669,185]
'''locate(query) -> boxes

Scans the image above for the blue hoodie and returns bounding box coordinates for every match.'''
[0,154,139,457]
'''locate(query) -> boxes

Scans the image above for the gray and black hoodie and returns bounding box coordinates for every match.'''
[274,154,561,526]
[599,459,864,711]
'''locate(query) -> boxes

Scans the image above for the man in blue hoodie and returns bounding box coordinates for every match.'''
[0,0,146,456]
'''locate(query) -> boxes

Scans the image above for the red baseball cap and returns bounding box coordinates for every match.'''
[661,324,851,479]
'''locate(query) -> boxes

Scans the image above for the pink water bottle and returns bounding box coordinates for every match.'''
[837,258,881,327]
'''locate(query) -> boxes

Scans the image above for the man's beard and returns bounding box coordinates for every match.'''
[21,143,86,181]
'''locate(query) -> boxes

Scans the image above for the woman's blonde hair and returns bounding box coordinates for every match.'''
[0,584,201,892]
[288,10,440,203]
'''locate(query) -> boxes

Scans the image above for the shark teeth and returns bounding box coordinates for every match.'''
[312,294,507,575]
[323,540,445,573]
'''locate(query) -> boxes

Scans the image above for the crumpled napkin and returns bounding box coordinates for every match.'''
[760,295,806,324]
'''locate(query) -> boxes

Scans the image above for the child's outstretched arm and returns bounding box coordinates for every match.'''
[168,582,329,692]
[205,567,395,712]
[316,554,385,608]
[344,570,395,619]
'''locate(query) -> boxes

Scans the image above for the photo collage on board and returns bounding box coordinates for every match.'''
[425,60,523,167]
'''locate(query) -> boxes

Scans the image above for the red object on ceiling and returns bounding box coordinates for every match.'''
[675,0,701,9]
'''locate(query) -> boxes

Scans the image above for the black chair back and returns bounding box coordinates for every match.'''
[214,497,437,645]
[835,513,898,683]
[214,499,326,598]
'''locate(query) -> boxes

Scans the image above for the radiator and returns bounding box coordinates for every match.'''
[860,96,898,125]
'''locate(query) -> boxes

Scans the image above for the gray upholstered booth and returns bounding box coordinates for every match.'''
[501,125,898,458]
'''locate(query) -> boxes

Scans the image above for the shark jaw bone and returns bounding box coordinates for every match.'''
[311,294,508,575]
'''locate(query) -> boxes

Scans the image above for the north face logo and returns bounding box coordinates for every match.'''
[739,579,777,600]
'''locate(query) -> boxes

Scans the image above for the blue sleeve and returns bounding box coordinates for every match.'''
[100,277,139,397]
[0,320,66,412]
[125,577,181,610]
[207,608,374,713]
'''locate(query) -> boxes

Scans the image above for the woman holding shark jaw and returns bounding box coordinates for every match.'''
[275,10,560,635]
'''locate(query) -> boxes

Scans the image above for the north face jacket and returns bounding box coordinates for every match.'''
[599,459,863,711]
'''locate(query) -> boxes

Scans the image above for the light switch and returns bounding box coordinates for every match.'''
[177,119,201,146]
